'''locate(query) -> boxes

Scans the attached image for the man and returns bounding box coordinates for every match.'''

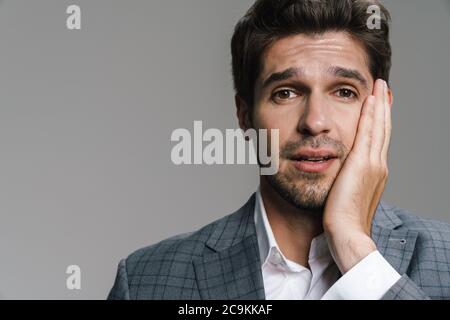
[108,0,450,300]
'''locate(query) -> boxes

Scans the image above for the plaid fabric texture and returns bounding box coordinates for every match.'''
[108,194,450,300]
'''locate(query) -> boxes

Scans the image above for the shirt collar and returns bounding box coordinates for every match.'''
[254,187,331,269]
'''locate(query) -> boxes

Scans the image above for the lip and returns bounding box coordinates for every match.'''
[292,158,337,173]
[290,148,338,173]
[291,148,338,160]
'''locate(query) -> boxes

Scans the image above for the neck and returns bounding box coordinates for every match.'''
[259,178,324,268]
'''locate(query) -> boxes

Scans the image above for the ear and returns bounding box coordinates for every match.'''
[235,94,253,131]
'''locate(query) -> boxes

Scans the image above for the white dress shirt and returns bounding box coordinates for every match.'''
[254,188,402,300]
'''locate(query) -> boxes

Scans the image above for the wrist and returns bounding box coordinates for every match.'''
[325,231,377,274]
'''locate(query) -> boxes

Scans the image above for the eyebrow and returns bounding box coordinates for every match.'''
[327,66,368,89]
[261,65,368,90]
[261,67,303,90]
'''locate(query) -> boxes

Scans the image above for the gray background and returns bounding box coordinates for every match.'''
[0,0,448,299]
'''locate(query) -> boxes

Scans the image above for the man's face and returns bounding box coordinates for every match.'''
[249,31,375,214]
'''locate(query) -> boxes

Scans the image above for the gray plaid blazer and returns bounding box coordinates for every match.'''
[108,194,450,300]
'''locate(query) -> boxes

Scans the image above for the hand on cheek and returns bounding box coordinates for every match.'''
[322,79,392,274]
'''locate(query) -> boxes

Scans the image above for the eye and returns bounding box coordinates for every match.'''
[271,89,298,103]
[335,88,357,99]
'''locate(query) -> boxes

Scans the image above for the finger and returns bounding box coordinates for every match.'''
[370,79,386,159]
[381,82,392,161]
[352,93,376,156]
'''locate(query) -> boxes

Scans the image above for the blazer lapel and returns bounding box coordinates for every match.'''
[193,194,265,299]
[372,201,419,275]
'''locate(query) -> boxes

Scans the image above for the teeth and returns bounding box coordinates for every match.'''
[300,157,328,161]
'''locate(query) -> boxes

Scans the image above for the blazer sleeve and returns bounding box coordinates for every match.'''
[107,259,131,300]
[381,275,431,300]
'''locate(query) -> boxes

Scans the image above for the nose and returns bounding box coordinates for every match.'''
[297,92,331,136]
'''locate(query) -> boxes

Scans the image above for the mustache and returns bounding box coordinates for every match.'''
[280,136,348,159]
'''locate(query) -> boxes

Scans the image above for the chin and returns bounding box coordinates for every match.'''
[266,170,332,214]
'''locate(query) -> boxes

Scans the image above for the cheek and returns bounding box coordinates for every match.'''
[252,106,299,149]
[337,110,360,152]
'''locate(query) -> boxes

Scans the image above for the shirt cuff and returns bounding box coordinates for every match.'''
[321,250,401,300]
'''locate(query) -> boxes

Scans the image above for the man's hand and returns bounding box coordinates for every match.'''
[323,79,392,274]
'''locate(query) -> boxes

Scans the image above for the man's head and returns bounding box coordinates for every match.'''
[232,0,393,214]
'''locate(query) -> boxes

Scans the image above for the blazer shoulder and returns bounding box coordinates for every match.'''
[123,212,234,277]
[384,204,450,299]
[388,203,450,244]
[115,212,241,299]
[113,194,256,299]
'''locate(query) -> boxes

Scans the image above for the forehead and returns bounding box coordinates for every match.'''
[259,31,371,83]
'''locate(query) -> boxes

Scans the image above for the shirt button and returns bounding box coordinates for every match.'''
[271,251,283,265]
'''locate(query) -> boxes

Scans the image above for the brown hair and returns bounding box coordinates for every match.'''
[231,0,392,107]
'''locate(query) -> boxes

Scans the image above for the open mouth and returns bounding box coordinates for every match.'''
[295,156,335,163]
[289,149,338,173]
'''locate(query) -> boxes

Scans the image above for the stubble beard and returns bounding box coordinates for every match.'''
[266,168,335,217]
[265,136,347,217]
